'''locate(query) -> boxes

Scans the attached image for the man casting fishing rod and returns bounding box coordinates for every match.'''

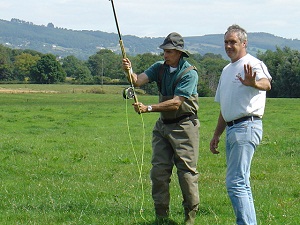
[122,32,200,225]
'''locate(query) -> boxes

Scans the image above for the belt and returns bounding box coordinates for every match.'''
[162,114,198,125]
[226,116,261,127]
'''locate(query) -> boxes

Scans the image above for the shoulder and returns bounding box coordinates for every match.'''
[144,60,164,81]
[223,62,231,70]
[244,54,272,79]
[179,63,198,84]
[244,54,261,65]
[149,61,164,70]
[145,61,164,74]
[182,61,197,73]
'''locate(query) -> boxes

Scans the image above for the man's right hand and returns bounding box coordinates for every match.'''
[210,136,220,154]
[122,58,132,71]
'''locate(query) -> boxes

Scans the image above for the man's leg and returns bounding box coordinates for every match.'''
[225,121,262,225]
[170,119,200,224]
[151,121,174,219]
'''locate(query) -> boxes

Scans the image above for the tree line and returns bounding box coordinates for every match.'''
[0,44,299,97]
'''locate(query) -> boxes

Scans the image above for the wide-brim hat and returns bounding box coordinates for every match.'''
[159,32,189,58]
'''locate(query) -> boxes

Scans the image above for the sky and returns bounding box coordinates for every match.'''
[0,0,299,40]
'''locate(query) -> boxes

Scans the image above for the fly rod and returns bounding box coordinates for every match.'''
[109,0,139,104]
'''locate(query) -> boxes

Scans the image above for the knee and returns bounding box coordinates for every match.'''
[226,175,248,193]
[150,166,172,182]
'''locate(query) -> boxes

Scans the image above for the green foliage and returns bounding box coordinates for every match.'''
[258,47,300,97]
[87,49,123,81]
[133,53,163,74]
[197,54,229,97]
[61,55,92,83]
[14,53,40,80]
[30,54,66,83]
[0,45,14,80]
[0,40,300,97]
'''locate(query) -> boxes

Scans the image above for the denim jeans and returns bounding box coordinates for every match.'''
[225,120,263,225]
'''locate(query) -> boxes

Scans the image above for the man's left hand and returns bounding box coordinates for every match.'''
[133,102,146,113]
[237,64,257,88]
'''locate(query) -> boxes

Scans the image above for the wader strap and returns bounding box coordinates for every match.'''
[157,64,197,93]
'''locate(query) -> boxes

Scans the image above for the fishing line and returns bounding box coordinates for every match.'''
[124,97,147,222]
[109,0,148,221]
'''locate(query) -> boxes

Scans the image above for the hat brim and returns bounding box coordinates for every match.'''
[159,45,189,58]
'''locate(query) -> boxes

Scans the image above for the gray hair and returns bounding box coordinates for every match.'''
[225,24,248,43]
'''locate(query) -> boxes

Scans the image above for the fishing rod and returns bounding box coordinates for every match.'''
[109,0,139,103]
[109,2,147,221]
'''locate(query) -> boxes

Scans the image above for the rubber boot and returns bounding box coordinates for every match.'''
[155,205,169,224]
[184,209,197,225]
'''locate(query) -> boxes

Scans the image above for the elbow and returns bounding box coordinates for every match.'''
[266,81,272,91]
[134,80,142,87]
[258,78,271,91]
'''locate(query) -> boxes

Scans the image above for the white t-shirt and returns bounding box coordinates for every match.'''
[215,54,272,122]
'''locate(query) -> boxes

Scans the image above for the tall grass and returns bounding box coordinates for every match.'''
[0,84,299,224]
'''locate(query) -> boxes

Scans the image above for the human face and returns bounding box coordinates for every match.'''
[224,32,247,63]
[163,49,182,67]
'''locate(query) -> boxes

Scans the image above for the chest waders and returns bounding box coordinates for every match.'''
[152,63,200,224]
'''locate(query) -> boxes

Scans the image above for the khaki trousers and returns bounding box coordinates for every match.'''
[150,118,200,215]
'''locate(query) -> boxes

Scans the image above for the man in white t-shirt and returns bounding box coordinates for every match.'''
[210,24,272,225]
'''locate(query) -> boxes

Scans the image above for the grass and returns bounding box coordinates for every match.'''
[0,84,299,224]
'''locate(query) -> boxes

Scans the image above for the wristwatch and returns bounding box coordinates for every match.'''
[147,105,153,112]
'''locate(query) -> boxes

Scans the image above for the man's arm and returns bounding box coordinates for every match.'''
[122,58,149,87]
[253,78,271,91]
[210,111,227,154]
[130,72,149,87]
[237,64,271,91]
[132,95,185,113]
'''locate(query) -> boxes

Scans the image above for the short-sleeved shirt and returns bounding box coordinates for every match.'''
[145,59,198,99]
[144,58,199,120]
[215,54,272,122]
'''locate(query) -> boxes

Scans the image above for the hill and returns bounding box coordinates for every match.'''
[1,18,300,60]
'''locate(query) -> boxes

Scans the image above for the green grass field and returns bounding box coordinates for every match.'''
[0,84,299,225]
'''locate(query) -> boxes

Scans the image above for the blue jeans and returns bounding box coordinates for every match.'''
[225,120,263,225]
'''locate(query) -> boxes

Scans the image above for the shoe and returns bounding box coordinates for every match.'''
[155,216,169,225]
[154,217,177,225]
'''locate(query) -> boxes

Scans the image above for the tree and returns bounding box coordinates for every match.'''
[61,55,92,83]
[47,23,55,28]
[133,53,163,73]
[14,53,40,81]
[87,49,123,82]
[258,47,300,98]
[198,56,228,96]
[276,50,300,97]
[30,54,66,83]
[74,65,92,83]
[0,45,14,81]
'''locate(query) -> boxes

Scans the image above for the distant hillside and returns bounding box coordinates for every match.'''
[1,18,300,60]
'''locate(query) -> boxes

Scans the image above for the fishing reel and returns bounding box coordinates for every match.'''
[123,87,135,99]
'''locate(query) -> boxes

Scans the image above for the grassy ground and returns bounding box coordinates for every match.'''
[0,84,299,224]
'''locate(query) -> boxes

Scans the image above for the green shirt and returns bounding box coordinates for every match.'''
[145,58,199,120]
[145,59,198,99]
